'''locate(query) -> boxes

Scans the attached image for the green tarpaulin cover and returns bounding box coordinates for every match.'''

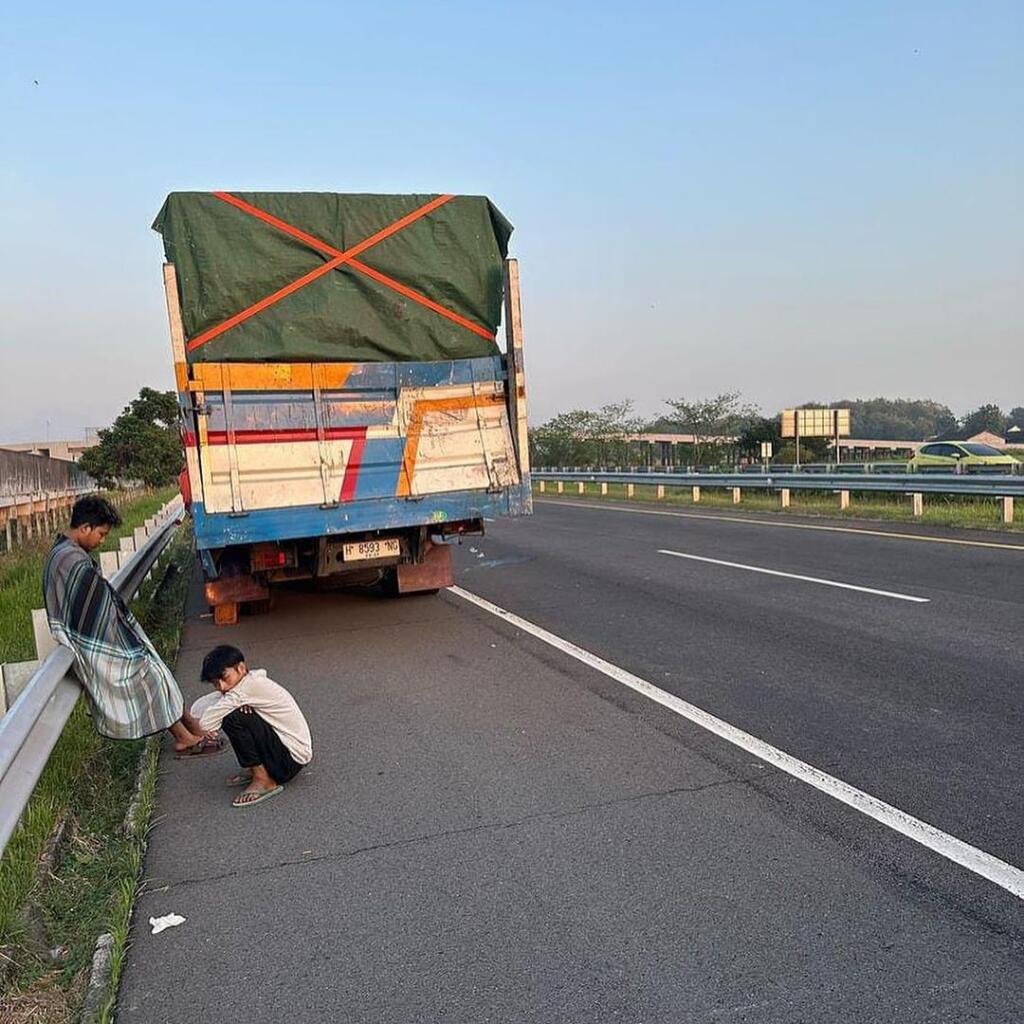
[153,192,513,363]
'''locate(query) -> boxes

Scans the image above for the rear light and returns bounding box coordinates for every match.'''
[250,543,296,571]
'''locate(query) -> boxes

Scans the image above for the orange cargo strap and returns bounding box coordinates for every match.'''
[186,193,495,352]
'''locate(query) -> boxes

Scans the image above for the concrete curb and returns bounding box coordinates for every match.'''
[78,932,114,1024]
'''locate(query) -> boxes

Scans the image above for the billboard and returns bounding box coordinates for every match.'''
[781,408,851,439]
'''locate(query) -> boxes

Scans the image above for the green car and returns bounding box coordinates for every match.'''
[910,441,1017,472]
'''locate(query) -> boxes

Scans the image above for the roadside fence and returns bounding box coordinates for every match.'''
[0,449,95,552]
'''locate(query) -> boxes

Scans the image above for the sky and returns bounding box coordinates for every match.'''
[1,1,1021,441]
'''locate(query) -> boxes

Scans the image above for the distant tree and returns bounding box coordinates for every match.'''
[79,387,182,488]
[736,416,782,459]
[663,392,759,466]
[826,398,957,440]
[1004,406,1024,428]
[960,404,1006,437]
[529,400,644,468]
[590,400,646,465]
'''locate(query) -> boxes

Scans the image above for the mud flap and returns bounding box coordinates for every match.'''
[396,541,453,593]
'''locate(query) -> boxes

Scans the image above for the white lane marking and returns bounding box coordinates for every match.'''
[535,498,1024,552]
[449,584,1024,902]
[658,549,930,603]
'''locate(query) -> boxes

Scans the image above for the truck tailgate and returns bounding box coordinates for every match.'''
[184,357,520,515]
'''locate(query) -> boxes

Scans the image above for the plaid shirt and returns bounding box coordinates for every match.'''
[43,536,183,739]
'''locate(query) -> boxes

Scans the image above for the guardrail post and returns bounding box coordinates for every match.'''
[601,482,608,496]
[538,480,545,493]
[1002,496,1014,524]
[557,481,564,494]
[99,551,120,579]
[732,487,741,505]
[692,485,701,503]
[656,484,665,499]
[119,536,136,555]
[627,483,635,498]
[780,488,790,508]
[31,609,57,661]
[577,482,585,495]
[839,490,850,510]
[911,493,923,517]
[4,519,11,552]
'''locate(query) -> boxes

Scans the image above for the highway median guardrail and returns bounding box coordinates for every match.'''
[0,497,184,859]
[533,470,1022,522]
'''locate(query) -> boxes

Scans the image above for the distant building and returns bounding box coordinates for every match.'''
[0,436,98,463]
[1005,424,1023,446]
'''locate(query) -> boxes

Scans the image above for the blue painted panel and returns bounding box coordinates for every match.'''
[191,482,532,554]
[354,438,406,499]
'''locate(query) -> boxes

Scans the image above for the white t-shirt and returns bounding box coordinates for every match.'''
[198,669,312,765]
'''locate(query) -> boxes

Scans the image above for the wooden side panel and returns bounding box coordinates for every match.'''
[503,259,531,479]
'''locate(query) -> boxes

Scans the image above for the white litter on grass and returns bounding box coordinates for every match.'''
[149,913,186,935]
[469,546,478,553]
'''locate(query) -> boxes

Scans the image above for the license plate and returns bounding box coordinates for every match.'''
[342,538,401,562]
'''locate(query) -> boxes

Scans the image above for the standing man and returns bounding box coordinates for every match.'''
[43,494,222,756]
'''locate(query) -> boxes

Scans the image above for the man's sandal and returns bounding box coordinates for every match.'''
[232,786,283,809]
[174,735,226,759]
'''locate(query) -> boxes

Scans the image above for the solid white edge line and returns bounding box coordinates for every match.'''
[448,584,1024,902]
[658,549,930,603]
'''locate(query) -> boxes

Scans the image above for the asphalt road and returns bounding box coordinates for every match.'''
[119,499,1024,1022]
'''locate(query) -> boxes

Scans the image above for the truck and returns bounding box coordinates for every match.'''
[154,192,531,624]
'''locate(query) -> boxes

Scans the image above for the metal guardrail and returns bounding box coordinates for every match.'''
[542,461,1024,477]
[533,469,1024,497]
[0,505,182,858]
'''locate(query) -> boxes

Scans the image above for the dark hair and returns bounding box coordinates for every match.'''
[201,645,246,683]
[70,495,122,529]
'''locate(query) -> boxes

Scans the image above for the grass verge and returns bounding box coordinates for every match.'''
[535,481,1024,532]
[0,502,192,1023]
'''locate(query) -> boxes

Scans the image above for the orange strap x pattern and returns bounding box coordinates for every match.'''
[186,193,494,352]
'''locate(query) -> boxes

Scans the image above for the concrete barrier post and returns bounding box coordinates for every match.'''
[539,480,546,493]
[692,486,701,503]
[601,482,608,496]
[656,484,665,499]
[627,483,635,498]
[1002,496,1014,524]
[780,488,790,508]
[839,490,850,510]
[4,519,11,552]
[557,481,564,494]
[577,482,585,494]
[911,493,923,517]
[732,487,741,505]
